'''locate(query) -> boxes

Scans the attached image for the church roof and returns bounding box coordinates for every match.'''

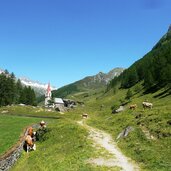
[54,98,64,104]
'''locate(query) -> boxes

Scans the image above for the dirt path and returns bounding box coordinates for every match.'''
[77,120,139,171]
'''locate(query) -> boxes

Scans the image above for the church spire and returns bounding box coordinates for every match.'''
[47,82,51,95]
[45,82,52,107]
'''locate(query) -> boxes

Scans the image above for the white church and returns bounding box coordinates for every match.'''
[45,83,64,108]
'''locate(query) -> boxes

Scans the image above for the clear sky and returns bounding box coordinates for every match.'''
[0,0,171,88]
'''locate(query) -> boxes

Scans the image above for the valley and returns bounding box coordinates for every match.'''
[0,83,170,171]
[0,22,171,171]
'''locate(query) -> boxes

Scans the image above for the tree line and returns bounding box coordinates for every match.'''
[0,70,36,106]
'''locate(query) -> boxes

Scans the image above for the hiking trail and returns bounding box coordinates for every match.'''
[77,120,139,171]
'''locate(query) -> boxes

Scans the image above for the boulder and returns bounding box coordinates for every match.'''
[112,106,124,114]
[117,126,134,140]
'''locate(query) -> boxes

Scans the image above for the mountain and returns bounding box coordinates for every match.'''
[20,77,57,97]
[74,67,124,89]
[0,69,52,97]
[109,25,171,91]
[53,67,124,98]
[0,69,4,74]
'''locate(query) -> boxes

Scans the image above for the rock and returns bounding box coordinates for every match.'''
[55,105,66,112]
[63,99,76,107]
[117,126,134,140]
[112,106,124,114]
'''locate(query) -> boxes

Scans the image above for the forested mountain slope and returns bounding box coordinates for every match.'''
[109,26,171,92]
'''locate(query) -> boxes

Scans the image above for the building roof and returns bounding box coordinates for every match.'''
[54,98,64,104]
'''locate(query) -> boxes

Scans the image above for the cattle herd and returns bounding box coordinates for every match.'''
[24,120,46,153]
[112,101,153,114]
[129,101,153,110]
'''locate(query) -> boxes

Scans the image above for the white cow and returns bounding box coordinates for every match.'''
[142,102,153,109]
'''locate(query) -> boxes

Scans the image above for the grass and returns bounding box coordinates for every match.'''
[0,115,41,155]
[62,83,171,171]
[1,84,171,171]
[12,118,120,171]
[0,105,62,118]
[81,85,171,171]
[0,106,121,171]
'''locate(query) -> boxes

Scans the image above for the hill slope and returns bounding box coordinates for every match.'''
[109,25,171,92]
[53,68,124,98]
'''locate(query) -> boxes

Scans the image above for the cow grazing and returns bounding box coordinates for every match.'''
[82,113,88,119]
[27,126,36,139]
[28,127,34,137]
[129,104,137,110]
[142,102,153,109]
[40,120,46,128]
[25,135,36,153]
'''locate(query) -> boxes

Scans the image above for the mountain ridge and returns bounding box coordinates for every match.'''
[53,67,124,98]
[20,77,57,97]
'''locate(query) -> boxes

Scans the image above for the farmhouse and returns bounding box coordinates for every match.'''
[54,98,64,108]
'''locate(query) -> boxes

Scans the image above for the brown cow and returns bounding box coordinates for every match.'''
[129,104,137,110]
[28,127,34,137]
[25,135,36,153]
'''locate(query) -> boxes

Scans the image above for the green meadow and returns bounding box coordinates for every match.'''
[0,115,41,156]
[0,85,171,171]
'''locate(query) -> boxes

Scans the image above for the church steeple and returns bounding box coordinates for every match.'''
[45,82,52,107]
[46,82,51,98]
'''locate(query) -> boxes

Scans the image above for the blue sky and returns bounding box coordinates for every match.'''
[0,0,171,88]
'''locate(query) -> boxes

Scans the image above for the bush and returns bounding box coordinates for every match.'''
[36,127,51,142]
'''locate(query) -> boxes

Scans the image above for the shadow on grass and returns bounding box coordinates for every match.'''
[153,88,171,98]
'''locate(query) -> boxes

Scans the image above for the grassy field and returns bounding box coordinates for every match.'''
[0,105,62,118]
[1,85,171,171]
[0,115,41,155]
[0,106,62,157]
[60,83,171,171]
[0,106,120,171]
[70,85,171,171]
[12,117,120,171]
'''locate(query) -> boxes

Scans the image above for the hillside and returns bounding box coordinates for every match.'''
[109,25,171,93]
[3,82,170,171]
[53,68,124,98]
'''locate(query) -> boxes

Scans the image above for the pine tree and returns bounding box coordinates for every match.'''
[126,89,133,100]
[0,74,7,106]
[16,79,23,103]
[19,86,27,104]
[144,70,154,89]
